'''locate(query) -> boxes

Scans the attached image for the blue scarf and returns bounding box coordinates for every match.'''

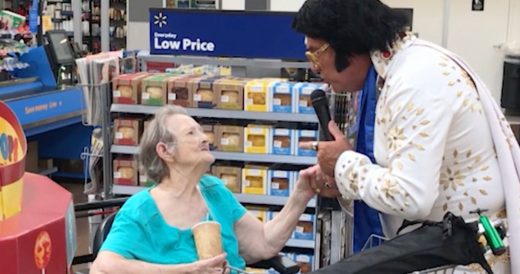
[352,65,385,253]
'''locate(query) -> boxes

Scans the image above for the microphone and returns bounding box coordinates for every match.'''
[311,89,334,141]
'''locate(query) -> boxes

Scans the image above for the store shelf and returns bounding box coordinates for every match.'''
[113,184,144,195]
[112,185,315,208]
[111,104,318,123]
[286,239,315,249]
[111,145,139,154]
[234,193,316,208]
[111,145,316,165]
[140,55,311,69]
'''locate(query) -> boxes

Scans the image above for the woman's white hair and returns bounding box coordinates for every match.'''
[139,105,188,183]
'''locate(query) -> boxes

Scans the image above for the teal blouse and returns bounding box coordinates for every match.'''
[100,175,247,270]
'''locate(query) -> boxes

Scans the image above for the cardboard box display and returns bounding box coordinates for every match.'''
[268,170,292,197]
[296,130,318,157]
[142,74,175,106]
[244,125,272,154]
[112,72,149,104]
[190,76,222,108]
[294,254,314,273]
[212,165,242,193]
[242,166,268,195]
[244,79,282,112]
[167,74,198,107]
[0,101,27,220]
[113,157,138,186]
[0,174,74,274]
[214,77,247,110]
[271,128,295,155]
[113,118,141,146]
[294,214,315,241]
[295,82,328,114]
[215,125,243,152]
[270,82,296,113]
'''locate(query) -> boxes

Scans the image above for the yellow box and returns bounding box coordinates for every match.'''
[242,166,268,195]
[244,79,283,112]
[244,125,271,154]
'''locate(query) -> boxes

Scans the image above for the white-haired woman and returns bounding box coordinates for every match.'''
[90,105,316,274]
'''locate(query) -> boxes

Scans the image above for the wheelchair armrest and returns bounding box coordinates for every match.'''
[247,254,300,274]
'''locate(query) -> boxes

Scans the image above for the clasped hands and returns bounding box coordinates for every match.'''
[298,121,353,198]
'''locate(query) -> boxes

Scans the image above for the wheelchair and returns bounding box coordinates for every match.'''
[74,198,301,274]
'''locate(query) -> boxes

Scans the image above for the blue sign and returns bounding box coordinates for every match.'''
[149,9,306,60]
[29,0,39,33]
[6,87,84,126]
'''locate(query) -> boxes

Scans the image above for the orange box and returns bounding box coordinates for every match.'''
[167,75,198,107]
[113,157,138,186]
[142,74,175,106]
[215,125,243,152]
[214,77,246,110]
[113,118,141,146]
[212,165,242,193]
[190,76,222,108]
[112,72,149,104]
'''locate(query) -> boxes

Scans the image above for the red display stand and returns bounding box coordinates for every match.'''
[0,173,76,274]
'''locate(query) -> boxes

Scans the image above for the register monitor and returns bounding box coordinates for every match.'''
[45,30,75,67]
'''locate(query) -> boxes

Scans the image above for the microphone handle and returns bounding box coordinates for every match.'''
[316,108,334,141]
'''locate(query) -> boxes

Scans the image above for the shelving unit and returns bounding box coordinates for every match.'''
[94,47,328,268]
[111,104,318,123]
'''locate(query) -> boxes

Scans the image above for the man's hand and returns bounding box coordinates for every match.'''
[300,165,341,198]
[300,121,353,177]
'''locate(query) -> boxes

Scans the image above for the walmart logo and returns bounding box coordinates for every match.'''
[154,12,167,28]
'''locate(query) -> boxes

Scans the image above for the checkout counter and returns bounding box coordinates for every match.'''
[1,31,90,176]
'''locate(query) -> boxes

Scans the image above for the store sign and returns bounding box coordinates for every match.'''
[5,87,84,126]
[149,9,307,60]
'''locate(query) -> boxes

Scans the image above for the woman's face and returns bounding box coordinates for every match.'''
[165,114,215,167]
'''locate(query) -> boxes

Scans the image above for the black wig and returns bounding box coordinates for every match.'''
[293,0,408,72]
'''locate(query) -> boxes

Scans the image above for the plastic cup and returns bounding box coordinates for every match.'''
[192,221,223,260]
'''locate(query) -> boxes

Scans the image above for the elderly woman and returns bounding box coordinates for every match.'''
[90,105,316,274]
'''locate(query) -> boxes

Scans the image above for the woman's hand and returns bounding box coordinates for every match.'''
[294,166,318,201]
[189,253,229,274]
[301,165,342,198]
